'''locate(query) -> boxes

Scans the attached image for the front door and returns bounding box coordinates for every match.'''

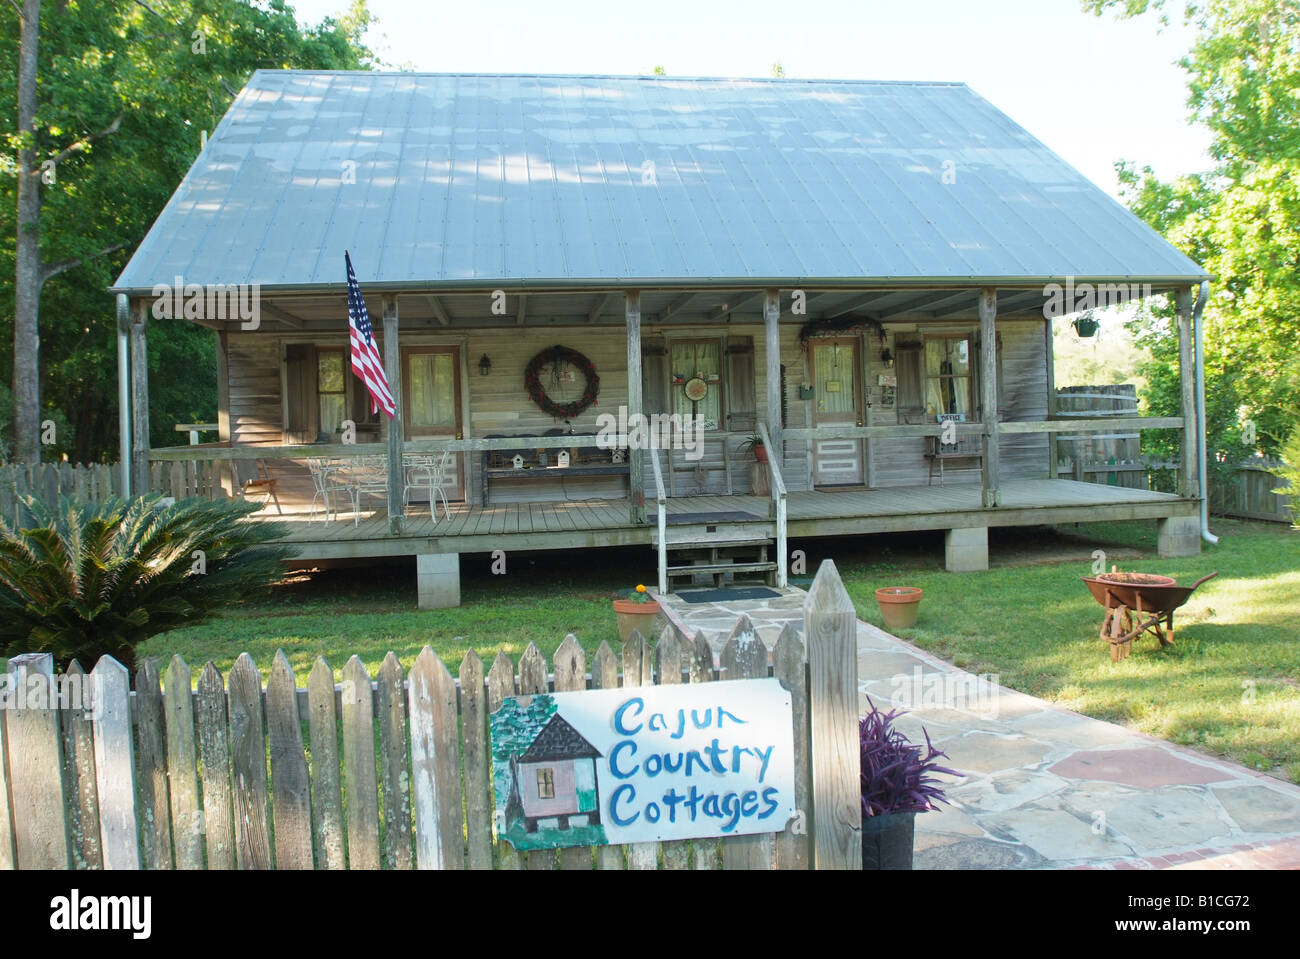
[403,347,464,501]
[809,338,865,487]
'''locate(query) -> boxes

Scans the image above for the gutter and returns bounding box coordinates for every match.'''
[1193,280,1218,545]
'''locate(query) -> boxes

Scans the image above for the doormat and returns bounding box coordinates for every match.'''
[674,586,783,604]
[666,511,763,525]
[813,485,873,492]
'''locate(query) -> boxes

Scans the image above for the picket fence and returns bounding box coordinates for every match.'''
[0,564,861,871]
[0,461,230,527]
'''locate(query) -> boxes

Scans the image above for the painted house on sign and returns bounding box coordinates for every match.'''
[110,72,1212,607]
[505,713,602,833]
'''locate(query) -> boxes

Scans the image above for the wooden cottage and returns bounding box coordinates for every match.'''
[110,72,1211,606]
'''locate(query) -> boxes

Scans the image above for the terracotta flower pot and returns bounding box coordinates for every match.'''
[875,586,923,631]
[613,598,661,643]
[752,444,768,464]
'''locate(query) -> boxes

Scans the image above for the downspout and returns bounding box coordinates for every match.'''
[116,293,132,497]
[1192,280,1218,544]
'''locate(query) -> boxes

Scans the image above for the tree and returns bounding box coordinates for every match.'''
[1086,0,1300,468]
[2,0,377,463]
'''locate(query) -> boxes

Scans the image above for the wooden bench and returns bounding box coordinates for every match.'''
[925,434,983,486]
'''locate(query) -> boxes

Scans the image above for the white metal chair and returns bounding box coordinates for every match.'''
[306,457,351,522]
[404,451,453,522]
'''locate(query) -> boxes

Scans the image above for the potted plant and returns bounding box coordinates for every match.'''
[738,433,768,464]
[612,584,661,642]
[860,698,956,870]
[875,586,923,630]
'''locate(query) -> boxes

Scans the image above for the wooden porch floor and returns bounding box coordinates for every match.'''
[256,479,1194,561]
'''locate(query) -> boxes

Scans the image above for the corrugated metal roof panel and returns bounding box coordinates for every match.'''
[113,71,1208,292]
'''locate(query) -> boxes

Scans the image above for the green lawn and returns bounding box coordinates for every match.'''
[826,518,1300,784]
[137,548,650,680]
[141,517,1300,784]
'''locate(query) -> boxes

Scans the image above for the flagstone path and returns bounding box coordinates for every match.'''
[657,586,1300,870]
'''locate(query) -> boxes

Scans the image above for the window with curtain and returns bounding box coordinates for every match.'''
[924,336,973,418]
[669,339,722,429]
[317,349,346,438]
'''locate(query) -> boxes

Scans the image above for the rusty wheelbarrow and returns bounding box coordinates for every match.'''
[1081,571,1219,661]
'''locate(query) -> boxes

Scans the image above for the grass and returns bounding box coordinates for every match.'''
[137,547,654,681]
[140,516,1300,784]
[824,518,1300,784]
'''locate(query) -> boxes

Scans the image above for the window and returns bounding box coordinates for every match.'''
[669,339,722,430]
[924,336,974,419]
[317,349,346,438]
[535,767,554,800]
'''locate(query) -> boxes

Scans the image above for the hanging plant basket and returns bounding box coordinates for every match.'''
[1072,316,1100,337]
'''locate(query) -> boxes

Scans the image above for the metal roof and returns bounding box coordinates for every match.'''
[112,71,1208,295]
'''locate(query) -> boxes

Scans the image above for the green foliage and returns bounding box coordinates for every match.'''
[0,494,292,672]
[1,0,376,462]
[1274,428,1300,527]
[1089,0,1300,466]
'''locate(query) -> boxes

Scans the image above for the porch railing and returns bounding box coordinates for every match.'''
[648,443,668,595]
[758,421,788,588]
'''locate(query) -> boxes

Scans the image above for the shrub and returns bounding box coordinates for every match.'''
[1274,430,1300,528]
[0,495,293,673]
[859,697,957,818]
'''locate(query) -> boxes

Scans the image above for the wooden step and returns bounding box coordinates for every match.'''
[664,537,772,550]
[666,561,777,575]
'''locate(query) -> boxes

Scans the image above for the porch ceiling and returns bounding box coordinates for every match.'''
[223,283,1171,332]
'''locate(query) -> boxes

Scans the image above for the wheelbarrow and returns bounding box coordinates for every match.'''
[1081,571,1219,661]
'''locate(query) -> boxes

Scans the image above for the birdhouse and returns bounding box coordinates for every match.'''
[557,450,570,468]
[512,454,525,470]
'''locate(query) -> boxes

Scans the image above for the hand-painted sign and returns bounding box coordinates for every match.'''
[490,679,796,850]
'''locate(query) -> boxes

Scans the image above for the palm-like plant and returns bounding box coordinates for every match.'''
[0,495,293,673]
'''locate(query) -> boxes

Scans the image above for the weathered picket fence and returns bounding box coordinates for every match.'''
[1214,456,1292,524]
[0,563,861,870]
[0,461,230,526]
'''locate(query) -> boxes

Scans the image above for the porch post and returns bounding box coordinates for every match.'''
[1044,314,1057,479]
[115,294,132,497]
[625,290,645,525]
[1175,288,1198,500]
[978,288,1000,507]
[130,298,151,496]
[764,289,782,458]
[215,329,234,497]
[383,294,404,534]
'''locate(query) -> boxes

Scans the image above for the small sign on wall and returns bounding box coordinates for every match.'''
[490,679,797,849]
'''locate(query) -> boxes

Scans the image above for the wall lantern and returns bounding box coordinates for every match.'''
[881,348,894,368]
[478,354,492,376]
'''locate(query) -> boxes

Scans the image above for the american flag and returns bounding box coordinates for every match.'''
[346,251,396,418]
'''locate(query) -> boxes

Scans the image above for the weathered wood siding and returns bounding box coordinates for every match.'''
[858,318,1048,488]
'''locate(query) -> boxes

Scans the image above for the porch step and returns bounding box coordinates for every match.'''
[662,535,772,549]
[666,561,777,576]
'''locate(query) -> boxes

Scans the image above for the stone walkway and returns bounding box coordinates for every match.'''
[658,586,1300,870]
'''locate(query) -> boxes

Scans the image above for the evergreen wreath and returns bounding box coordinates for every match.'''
[797,314,886,349]
[524,345,600,419]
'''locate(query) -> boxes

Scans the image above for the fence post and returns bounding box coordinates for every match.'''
[91,655,140,869]
[805,560,861,869]
[4,653,71,869]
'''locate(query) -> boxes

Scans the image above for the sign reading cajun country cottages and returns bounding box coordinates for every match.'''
[490,679,797,850]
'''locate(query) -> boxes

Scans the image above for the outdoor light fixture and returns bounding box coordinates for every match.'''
[478,354,491,376]
[881,348,894,368]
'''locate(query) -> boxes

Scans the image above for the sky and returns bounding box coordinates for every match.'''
[283,0,1212,199]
